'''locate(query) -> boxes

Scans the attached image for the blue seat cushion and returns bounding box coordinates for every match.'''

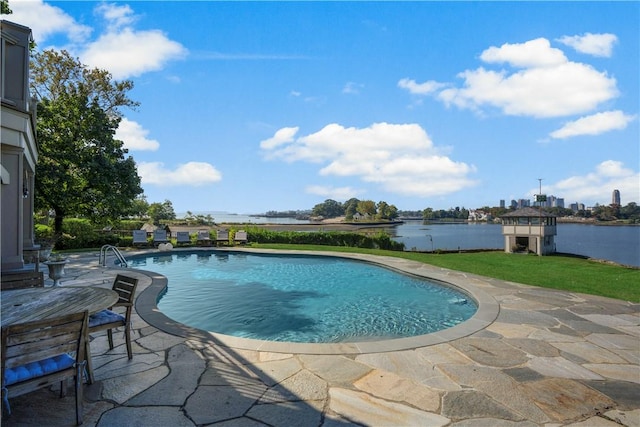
[89,309,125,328]
[4,354,75,386]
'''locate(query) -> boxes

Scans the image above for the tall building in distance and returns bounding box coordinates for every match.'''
[612,189,621,206]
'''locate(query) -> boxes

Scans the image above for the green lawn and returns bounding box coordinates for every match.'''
[251,244,640,302]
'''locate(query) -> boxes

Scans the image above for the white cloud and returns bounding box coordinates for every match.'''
[398,78,445,95]
[404,37,619,118]
[9,0,92,44]
[343,82,364,94]
[261,122,478,198]
[138,161,222,186]
[306,185,362,200]
[550,111,636,139]
[260,127,299,151]
[557,33,618,57]
[80,27,187,79]
[543,160,639,205]
[115,118,160,151]
[9,1,186,80]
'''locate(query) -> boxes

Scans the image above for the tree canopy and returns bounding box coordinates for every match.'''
[31,49,143,235]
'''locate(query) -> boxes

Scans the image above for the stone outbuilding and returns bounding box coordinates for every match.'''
[500,207,557,256]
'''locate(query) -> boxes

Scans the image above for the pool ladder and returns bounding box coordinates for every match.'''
[100,245,128,268]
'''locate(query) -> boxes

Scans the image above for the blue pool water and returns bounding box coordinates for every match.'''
[129,252,477,343]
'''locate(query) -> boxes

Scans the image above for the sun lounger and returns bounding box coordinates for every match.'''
[176,231,191,246]
[234,230,248,245]
[132,230,148,246]
[216,230,229,246]
[197,230,211,246]
[153,229,168,246]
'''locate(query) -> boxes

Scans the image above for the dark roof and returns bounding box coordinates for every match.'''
[500,207,556,217]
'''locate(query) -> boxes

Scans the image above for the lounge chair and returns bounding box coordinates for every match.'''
[216,229,229,246]
[2,310,88,425]
[196,230,211,246]
[152,229,168,246]
[234,230,248,245]
[176,231,191,246]
[132,230,148,246]
[85,275,138,384]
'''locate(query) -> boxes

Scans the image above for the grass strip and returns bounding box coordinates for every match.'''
[251,244,640,302]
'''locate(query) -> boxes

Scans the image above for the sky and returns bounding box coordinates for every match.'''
[7,1,640,215]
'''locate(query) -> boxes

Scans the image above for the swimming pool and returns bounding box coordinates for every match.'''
[130,250,477,343]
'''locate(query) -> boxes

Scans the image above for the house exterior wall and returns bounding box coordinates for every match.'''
[500,209,557,256]
[1,20,37,271]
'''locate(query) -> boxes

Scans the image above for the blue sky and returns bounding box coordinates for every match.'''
[9,1,639,214]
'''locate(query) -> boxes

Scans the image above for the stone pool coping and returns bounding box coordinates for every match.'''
[135,247,500,354]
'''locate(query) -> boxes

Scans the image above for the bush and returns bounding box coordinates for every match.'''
[241,227,404,251]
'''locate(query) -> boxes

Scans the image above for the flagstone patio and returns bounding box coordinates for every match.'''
[3,249,639,426]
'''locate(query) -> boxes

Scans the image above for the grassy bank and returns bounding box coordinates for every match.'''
[251,244,640,302]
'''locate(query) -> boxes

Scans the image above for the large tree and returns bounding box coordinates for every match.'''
[31,50,143,235]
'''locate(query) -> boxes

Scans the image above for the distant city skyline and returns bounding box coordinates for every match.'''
[9,1,639,214]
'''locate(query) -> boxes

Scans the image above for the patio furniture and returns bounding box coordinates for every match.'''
[132,230,148,246]
[1,310,89,425]
[152,229,168,246]
[234,230,248,245]
[85,275,139,384]
[1,287,119,326]
[216,229,229,246]
[197,230,211,246]
[176,231,191,246]
[0,270,44,290]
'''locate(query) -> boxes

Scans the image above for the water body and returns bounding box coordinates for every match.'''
[185,212,639,267]
[393,221,640,267]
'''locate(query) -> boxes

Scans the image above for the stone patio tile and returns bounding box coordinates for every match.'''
[485,322,539,338]
[561,320,623,336]
[209,417,269,426]
[184,385,258,424]
[135,330,187,351]
[246,399,325,427]
[251,357,304,387]
[503,338,560,357]
[101,365,169,404]
[439,364,550,423]
[414,343,473,365]
[527,357,604,380]
[497,309,560,328]
[355,351,460,390]
[550,342,628,363]
[603,409,640,427]
[299,355,371,386]
[92,351,166,381]
[528,329,585,343]
[582,364,640,383]
[127,344,207,405]
[258,369,327,403]
[442,390,523,421]
[579,314,638,329]
[586,333,639,350]
[562,416,622,426]
[329,387,450,427]
[97,406,195,426]
[201,361,268,391]
[519,378,615,422]
[580,380,640,410]
[450,337,529,367]
[616,325,640,338]
[450,419,539,427]
[610,348,640,364]
[353,369,441,412]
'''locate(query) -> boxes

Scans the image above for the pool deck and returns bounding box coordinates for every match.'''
[4,248,639,426]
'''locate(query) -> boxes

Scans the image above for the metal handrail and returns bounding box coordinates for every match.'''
[99,245,128,268]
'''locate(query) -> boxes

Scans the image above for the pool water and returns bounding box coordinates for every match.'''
[130,252,477,343]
